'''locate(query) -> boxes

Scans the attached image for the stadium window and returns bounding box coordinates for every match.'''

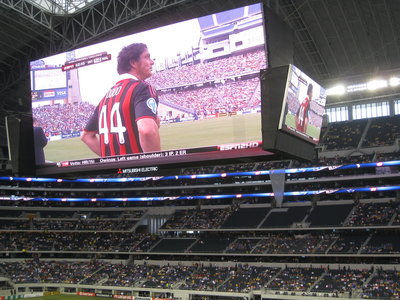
[376,101,389,117]
[341,106,348,121]
[352,104,360,120]
[235,41,243,46]
[213,47,224,53]
[326,106,348,122]
[377,102,383,116]
[394,99,400,115]
[383,101,390,116]
[325,108,335,122]
[368,104,373,117]
[329,110,335,122]
[361,104,367,119]
[366,104,371,118]
[371,102,376,118]
[352,101,390,120]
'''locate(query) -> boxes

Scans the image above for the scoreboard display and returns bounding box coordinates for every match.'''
[32,68,67,90]
[24,2,319,176]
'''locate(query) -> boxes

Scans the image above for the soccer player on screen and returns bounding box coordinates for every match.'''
[295,83,313,134]
[81,43,161,156]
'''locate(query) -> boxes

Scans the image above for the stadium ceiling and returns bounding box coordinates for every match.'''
[26,0,102,15]
[0,0,400,114]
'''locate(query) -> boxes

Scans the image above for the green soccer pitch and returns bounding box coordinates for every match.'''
[284,113,320,140]
[43,113,262,162]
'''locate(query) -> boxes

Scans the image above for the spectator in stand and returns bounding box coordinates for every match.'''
[148,50,266,89]
[33,102,95,137]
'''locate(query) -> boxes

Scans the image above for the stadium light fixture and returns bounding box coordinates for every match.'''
[326,85,346,96]
[367,79,388,91]
[389,77,400,87]
[347,83,367,93]
[329,74,400,96]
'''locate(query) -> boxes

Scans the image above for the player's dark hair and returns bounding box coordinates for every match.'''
[117,43,147,75]
[307,83,313,96]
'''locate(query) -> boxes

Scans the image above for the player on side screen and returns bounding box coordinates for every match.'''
[81,43,161,156]
[295,83,313,134]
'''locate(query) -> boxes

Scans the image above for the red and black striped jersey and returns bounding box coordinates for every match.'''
[295,96,311,133]
[84,76,158,157]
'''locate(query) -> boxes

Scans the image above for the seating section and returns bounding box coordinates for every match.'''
[87,211,127,219]
[226,238,261,253]
[221,207,270,228]
[0,260,105,284]
[267,267,324,291]
[161,208,234,230]
[190,236,232,253]
[0,219,137,231]
[1,230,398,255]
[0,220,30,230]
[312,269,371,293]
[362,115,400,147]
[313,234,338,254]
[150,238,197,253]
[328,233,368,254]
[362,270,400,299]
[141,265,194,289]
[322,119,367,150]
[347,202,398,226]
[101,264,149,287]
[307,204,353,227]
[161,210,195,229]
[134,236,162,252]
[261,206,310,228]
[181,266,231,291]
[361,234,400,253]
[393,210,400,225]
[217,266,281,293]
[0,210,22,217]
[1,260,399,297]
[39,211,75,218]
[253,234,327,254]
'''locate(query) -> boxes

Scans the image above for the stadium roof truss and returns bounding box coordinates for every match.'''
[0,0,191,107]
[27,0,101,15]
[271,0,400,81]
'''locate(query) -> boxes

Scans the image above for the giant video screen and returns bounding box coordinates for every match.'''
[278,65,327,144]
[30,3,270,175]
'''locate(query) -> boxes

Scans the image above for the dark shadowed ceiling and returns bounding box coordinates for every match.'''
[0,0,400,161]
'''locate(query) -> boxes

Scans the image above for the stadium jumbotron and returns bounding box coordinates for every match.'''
[0,1,400,300]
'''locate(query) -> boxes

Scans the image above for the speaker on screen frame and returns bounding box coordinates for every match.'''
[6,114,36,176]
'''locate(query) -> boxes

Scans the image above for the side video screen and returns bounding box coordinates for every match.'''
[30,3,269,175]
[278,65,327,144]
